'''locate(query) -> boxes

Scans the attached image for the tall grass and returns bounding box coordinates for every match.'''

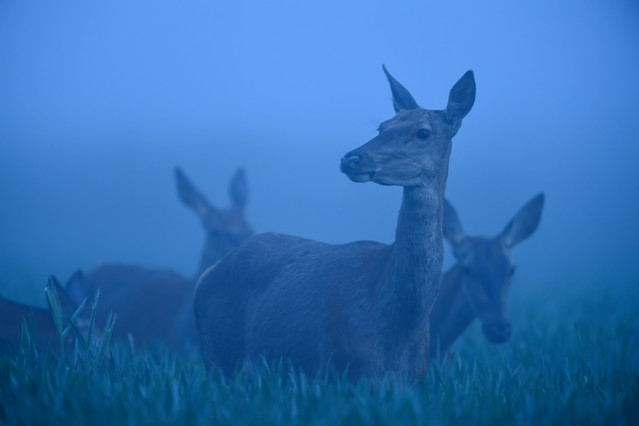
[1,283,637,425]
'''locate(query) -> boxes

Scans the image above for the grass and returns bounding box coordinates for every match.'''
[1,283,637,425]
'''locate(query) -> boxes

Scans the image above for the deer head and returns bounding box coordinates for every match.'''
[443,193,545,343]
[341,65,475,187]
[175,167,253,277]
[0,276,96,355]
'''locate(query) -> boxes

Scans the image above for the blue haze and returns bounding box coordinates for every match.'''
[0,1,638,303]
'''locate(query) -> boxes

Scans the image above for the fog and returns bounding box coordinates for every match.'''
[1,1,638,304]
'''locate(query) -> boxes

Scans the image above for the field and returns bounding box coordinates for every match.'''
[1,283,637,425]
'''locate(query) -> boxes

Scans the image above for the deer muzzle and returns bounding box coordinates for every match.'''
[482,321,512,343]
[340,154,377,182]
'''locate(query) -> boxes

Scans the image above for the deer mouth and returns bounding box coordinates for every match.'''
[340,156,378,182]
[344,170,377,182]
[482,322,512,343]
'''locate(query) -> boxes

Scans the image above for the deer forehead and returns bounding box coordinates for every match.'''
[378,109,442,132]
[202,210,247,233]
[461,238,512,271]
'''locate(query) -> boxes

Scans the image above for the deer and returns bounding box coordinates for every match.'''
[175,166,253,278]
[194,65,476,381]
[64,266,196,352]
[65,167,252,352]
[0,277,91,355]
[429,193,545,360]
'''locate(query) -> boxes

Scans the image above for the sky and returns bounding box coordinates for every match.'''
[0,0,638,304]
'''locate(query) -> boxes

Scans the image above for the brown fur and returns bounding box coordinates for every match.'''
[195,66,476,380]
[430,194,545,359]
[64,168,252,353]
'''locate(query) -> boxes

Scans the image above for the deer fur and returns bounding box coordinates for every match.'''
[0,277,87,354]
[65,168,252,352]
[430,193,545,359]
[195,66,476,380]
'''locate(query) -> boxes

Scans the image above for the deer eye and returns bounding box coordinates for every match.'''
[416,129,431,140]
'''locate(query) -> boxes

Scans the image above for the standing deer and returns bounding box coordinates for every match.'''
[195,65,476,380]
[0,277,89,354]
[429,193,545,359]
[65,168,252,352]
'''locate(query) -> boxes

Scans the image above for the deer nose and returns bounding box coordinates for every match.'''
[340,154,363,173]
[482,322,512,343]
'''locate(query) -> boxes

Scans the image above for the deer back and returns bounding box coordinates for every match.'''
[0,277,89,354]
[0,296,58,354]
[66,264,197,352]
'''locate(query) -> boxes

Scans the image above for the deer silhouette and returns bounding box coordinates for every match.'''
[430,193,545,359]
[175,167,252,278]
[194,66,476,380]
[65,167,252,352]
[0,277,90,354]
[65,266,196,352]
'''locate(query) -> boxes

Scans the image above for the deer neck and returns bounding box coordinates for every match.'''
[379,172,447,334]
[198,239,224,278]
[430,263,476,354]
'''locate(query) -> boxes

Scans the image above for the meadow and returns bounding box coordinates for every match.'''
[0,282,637,425]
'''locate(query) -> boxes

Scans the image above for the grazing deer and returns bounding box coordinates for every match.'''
[0,277,88,354]
[65,168,252,352]
[195,65,476,380]
[429,193,545,359]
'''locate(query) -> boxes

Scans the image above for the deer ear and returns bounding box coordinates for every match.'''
[445,70,475,123]
[65,269,88,307]
[499,192,545,248]
[229,168,249,209]
[383,65,419,113]
[175,166,216,218]
[47,275,80,324]
[443,198,466,247]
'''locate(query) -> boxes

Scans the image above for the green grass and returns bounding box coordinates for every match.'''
[1,284,638,425]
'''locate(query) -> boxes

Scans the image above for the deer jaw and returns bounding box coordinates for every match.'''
[455,237,514,343]
[200,208,253,273]
[340,66,473,189]
[341,110,452,187]
[430,193,545,357]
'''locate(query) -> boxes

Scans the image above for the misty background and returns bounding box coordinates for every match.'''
[1,1,637,305]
